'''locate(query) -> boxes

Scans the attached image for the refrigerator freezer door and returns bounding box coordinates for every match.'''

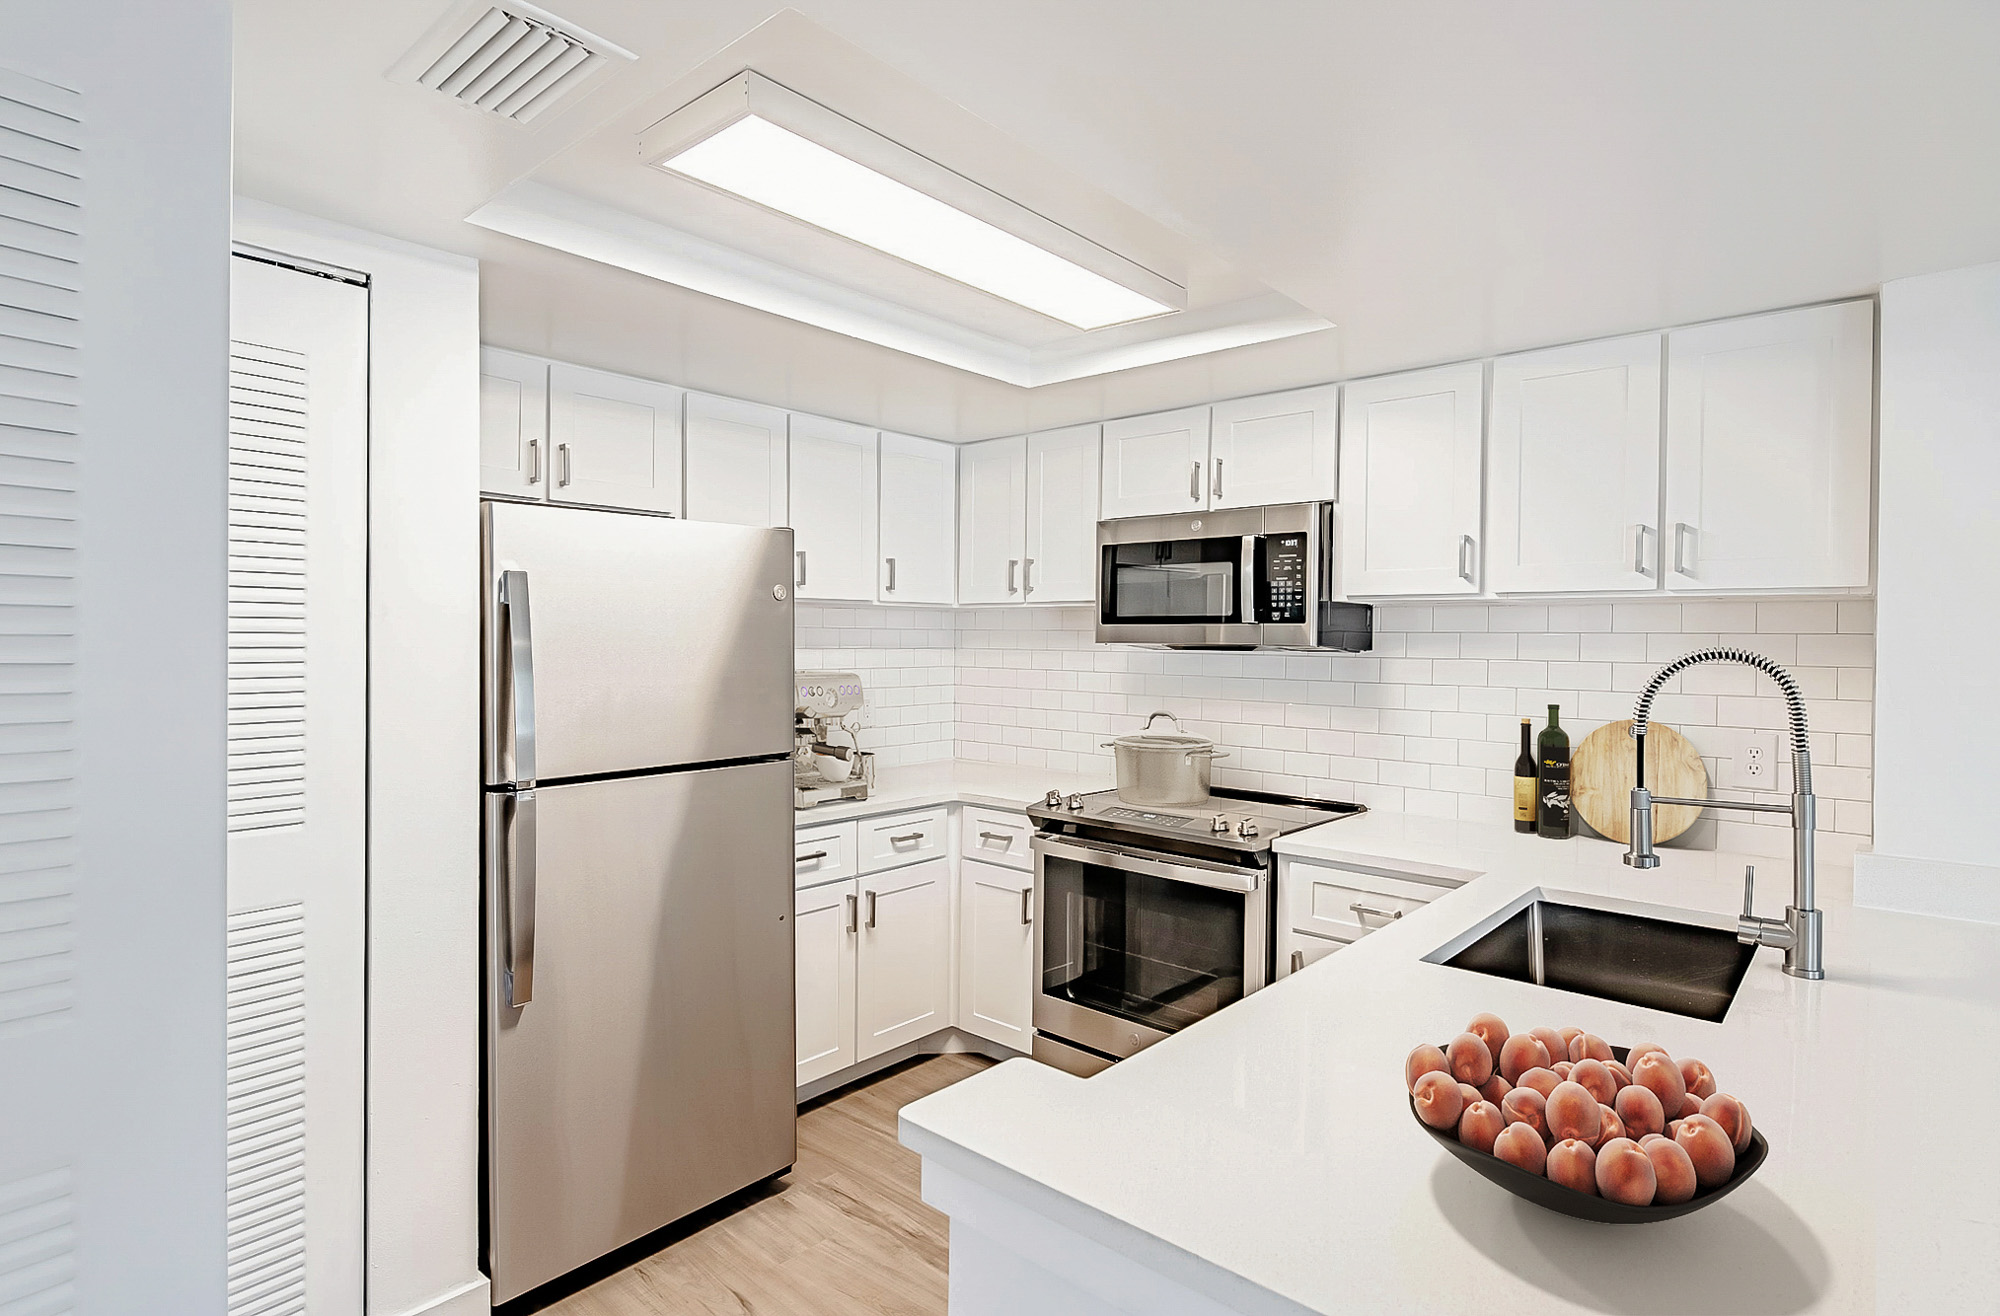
[483,501,795,784]
[484,758,796,1302]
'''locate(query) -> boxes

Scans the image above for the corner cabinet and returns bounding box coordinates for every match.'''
[788,415,879,602]
[878,432,957,604]
[684,391,787,528]
[1487,334,1663,594]
[479,348,548,499]
[1662,300,1875,592]
[1339,363,1486,596]
[546,363,684,516]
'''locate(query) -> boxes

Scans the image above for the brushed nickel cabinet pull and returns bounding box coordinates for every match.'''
[1291,949,1304,974]
[889,832,923,845]
[845,892,858,934]
[557,442,572,488]
[864,890,878,929]
[1350,901,1403,923]
[795,850,829,864]
[526,438,541,484]
[1021,888,1033,925]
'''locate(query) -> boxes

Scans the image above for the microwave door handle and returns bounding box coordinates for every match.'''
[498,568,537,786]
[1242,535,1259,623]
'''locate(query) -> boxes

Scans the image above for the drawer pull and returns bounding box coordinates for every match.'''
[1350,901,1403,924]
[889,832,924,845]
[796,849,829,864]
[978,831,1014,845]
[1291,949,1304,973]
[1021,887,1033,925]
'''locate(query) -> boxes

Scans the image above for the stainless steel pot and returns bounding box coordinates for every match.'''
[1103,711,1229,807]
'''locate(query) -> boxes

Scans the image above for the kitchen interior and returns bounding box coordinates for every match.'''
[11,2,2000,1315]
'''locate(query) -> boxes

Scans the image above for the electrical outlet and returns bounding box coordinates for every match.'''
[1719,730,1780,791]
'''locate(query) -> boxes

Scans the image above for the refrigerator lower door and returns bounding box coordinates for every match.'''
[484,758,796,1302]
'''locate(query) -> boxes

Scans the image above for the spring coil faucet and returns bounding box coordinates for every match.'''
[1624,647,1824,980]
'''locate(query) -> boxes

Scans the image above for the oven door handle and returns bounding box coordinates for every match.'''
[1031,833,1261,894]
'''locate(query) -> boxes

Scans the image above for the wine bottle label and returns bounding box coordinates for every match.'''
[1513,775,1535,822]
[1540,756,1572,824]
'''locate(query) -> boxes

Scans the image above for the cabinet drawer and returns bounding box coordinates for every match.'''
[961,807,1033,871]
[1282,859,1445,945]
[1277,928,1349,978]
[858,808,947,873]
[795,821,858,889]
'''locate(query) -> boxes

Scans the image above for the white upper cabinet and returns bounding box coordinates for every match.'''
[547,364,684,516]
[959,436,1028,605]
[1024,424,1102,604]
[683,392,787,527]
[1663,300,1875,592]
[1100,406,1211,519]
[1339,363,1486,596]
[1209,385,1339,510]
[788,414,879,601]
[1488,334,1663,594]
[480,348,549,500]
[878,432,956,604]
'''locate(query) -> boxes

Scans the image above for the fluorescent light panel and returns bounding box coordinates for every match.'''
[659,115,1174,331]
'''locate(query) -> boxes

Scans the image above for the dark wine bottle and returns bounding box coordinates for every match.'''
[1537,704,1571,839]
[1513,718,1536,833]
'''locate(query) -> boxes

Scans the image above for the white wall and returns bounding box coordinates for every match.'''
[233,201,488,1316]
[1859,262,2000,917]
[1,0,232,1308]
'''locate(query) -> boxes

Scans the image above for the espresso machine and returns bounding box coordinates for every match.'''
[795,671,876,809]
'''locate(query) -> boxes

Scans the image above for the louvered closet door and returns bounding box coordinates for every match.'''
[227,255,367,1316]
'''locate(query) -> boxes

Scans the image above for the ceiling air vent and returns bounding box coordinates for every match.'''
[389,0,635,124]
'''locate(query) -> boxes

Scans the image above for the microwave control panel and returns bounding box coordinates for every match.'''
[1257,534,1308,624]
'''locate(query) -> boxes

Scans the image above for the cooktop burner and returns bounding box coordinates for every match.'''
[1030,786,1365,855]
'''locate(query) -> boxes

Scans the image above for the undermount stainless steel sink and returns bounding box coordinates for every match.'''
[1423,889,1757,1022]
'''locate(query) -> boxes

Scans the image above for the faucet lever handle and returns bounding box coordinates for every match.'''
[1741,865,1756,920]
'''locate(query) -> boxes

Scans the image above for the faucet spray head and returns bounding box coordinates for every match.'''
[1624,786,1661,868]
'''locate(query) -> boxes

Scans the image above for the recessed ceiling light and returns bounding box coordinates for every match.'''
[640,74,1181,331]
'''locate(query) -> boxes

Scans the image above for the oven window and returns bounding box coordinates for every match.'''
[1039,853,1246,1034]
[1101,539,1241,624]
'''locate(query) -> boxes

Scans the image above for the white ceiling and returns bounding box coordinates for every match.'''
[233,0,2000,440]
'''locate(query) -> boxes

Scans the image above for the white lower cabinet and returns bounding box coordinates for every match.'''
[856,857,952,1060]
[1274,856,1460,979]
[957,859,1035,1050]
[1276,928,1348,979]
[795,878,858,1086]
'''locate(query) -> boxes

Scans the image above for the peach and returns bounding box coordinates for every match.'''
[1606,1059,1634,1089]
[1552,1060,1574,1080]
[1518,1066,1563,1099]
[1673,1113,1737,1190]
[1632,1051,1688,1112]
[1499,1033,1551,1085]
[1625,1041,1670,1071]
[1546,1081,1603,1144]
[1645,1135,1699,1204]
[1571,1058,1617,1105]
[1412,1070,1465,1131]
[1569,1031,1614,1064]
[1493,1122,1547,1174]
[1458,1100,1506,1154]
[1547,1138,1599,1195]
[1477,1074,1514,1105]
[1558,1026,1584,1057]
[1446,1032,1495,1086]
[1614,1084,1666,1140]
[1406,1043,1449,1092]
[1700,1093,1754,1153]
[1595,1137,1657,1206]
[1458,1082,1483,1112]
[1679,1057,1717,1100]
[1465,1012,1510,1057]
[1595,1105,1627,1148]
[1528,1027,1570,1069]
[1677,1091,1706,1120]
[1666,1119,1684,1140]
[1501,1086,1549,1142]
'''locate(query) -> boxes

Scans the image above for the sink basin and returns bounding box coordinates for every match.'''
[1423,889,1756,1022]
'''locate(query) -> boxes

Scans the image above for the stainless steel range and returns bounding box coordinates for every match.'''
[1027,786,1364,1076]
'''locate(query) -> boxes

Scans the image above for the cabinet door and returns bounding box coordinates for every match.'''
[1100,406,1212,518]
[1488,334,1663,594]
[1663,300,1875,591]
[480,347,548,499]
[856,857,951,1060]
[547,363,684,515]
[878,432,956,604]
[788,414,879,601]
[684,391,786,527]
[957,860,1034,1051]
[958,436,1027,605]
[795,879,858,1086]
[1209,385,1338,509]
[1339,363,1485,596]
[1024,424,1101,604]
[1275,928,1348,979]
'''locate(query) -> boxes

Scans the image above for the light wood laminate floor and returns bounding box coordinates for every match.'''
[527,1053,995,1316]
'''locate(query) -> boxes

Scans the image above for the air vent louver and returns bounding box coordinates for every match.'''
[390,1,634,124]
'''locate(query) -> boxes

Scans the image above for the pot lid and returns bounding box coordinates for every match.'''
[1107,711,1214,752]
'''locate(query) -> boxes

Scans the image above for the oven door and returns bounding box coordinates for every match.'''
[1096,507,1262,646]
[1032,834,1269,1062]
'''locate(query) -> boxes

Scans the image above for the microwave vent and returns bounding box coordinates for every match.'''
[389,0,635,124]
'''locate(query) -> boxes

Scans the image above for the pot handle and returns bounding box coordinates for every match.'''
[1140,710,1183,732]
[1185,748,1231,761]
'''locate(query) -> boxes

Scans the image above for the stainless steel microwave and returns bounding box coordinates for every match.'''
[1096,502,1373,650]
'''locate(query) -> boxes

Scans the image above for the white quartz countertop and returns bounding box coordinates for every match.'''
[900,812,2000,1314]
[793,759,1113,824]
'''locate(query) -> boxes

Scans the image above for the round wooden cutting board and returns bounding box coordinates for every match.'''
[1571,719,1708,843]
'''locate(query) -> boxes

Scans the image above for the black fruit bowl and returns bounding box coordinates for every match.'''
[1410,1044,1770,1223]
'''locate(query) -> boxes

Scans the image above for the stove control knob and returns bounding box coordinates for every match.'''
[1212,813,1231,833]
[1237,818,1260,838]
[1044,790,1064,808]
[1067,793,1085,811]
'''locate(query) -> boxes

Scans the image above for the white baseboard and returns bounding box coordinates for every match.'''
[384,1276,489,1316]
[797,1028,1023,1104]
[1853,851,2000,924]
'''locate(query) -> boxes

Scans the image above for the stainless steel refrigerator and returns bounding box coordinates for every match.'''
[481,501,797,1303]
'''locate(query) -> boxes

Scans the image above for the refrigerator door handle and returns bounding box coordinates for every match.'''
[498,568,538,786]
[501,788,537,1007]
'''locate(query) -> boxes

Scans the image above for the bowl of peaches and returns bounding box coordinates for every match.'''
[1406,1013,1766,1222]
